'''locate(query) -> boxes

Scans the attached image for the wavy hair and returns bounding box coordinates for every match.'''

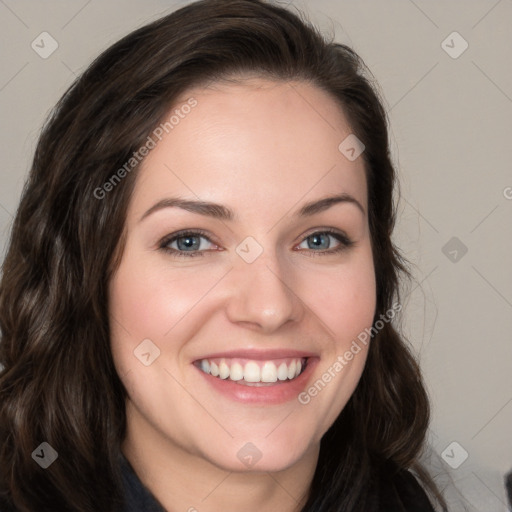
[0,0,446,510]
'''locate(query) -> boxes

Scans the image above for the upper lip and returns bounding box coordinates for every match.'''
[193,349,317,361]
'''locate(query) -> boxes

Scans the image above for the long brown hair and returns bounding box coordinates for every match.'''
[0,1,446,510]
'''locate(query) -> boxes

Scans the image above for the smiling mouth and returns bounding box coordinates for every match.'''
[194,357,308,386]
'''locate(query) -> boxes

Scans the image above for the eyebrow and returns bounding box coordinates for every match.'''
[139,193,365,223]
[297,193,365,217]
[139,197,234,222]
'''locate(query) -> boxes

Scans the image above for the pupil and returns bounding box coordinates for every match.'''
[308,233,329,250]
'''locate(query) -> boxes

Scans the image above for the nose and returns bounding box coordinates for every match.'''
[224,252,304,333]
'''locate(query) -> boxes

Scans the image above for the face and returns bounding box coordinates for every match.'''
[109,78,376,473]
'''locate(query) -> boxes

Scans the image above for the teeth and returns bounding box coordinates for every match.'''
[197,357,306,383]
[287,360,296,379]
[230,362,243,381]
[277,362,288,381]
[244,362,260,382]
[261,362,277,382]
[219,360,230,379]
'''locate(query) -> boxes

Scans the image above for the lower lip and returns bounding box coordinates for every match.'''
[194,358,319,405]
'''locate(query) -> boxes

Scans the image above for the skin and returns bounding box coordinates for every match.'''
[108,77,376,512]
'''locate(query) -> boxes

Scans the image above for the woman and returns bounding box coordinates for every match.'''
[0,0,447,510]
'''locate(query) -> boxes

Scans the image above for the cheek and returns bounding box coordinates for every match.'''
[107,255,213,426]
[109,251,219,341]
[108,261,163,351]
[292,248,376,428]
[298,253,377,347]
[108,249,232,381]
[107,249,177,378]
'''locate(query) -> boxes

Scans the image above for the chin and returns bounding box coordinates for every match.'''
[199,431,317,473]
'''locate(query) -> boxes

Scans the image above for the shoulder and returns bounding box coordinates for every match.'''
[378,462,436,512]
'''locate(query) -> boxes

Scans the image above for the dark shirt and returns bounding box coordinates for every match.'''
[119,453,436,512]
[120,454,166,512]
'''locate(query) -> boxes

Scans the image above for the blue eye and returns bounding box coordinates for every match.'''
[160,230,217,257]
[302,232,334,250]
[171,234,208,251]
[296,230,353,254]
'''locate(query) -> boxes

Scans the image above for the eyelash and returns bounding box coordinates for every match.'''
[297,229,354,257]
[158,228,354,258]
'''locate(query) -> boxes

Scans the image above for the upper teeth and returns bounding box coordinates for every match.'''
[198,358,305,383]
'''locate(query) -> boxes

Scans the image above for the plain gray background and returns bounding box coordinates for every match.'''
[0,1,511,510]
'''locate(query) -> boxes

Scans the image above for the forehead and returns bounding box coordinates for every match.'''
[130,78,367,219]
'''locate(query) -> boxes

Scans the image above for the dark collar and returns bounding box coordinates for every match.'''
[119,453,167,512]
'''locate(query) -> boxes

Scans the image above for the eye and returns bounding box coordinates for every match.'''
[296,230,353,254]
[159,230,219,257]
